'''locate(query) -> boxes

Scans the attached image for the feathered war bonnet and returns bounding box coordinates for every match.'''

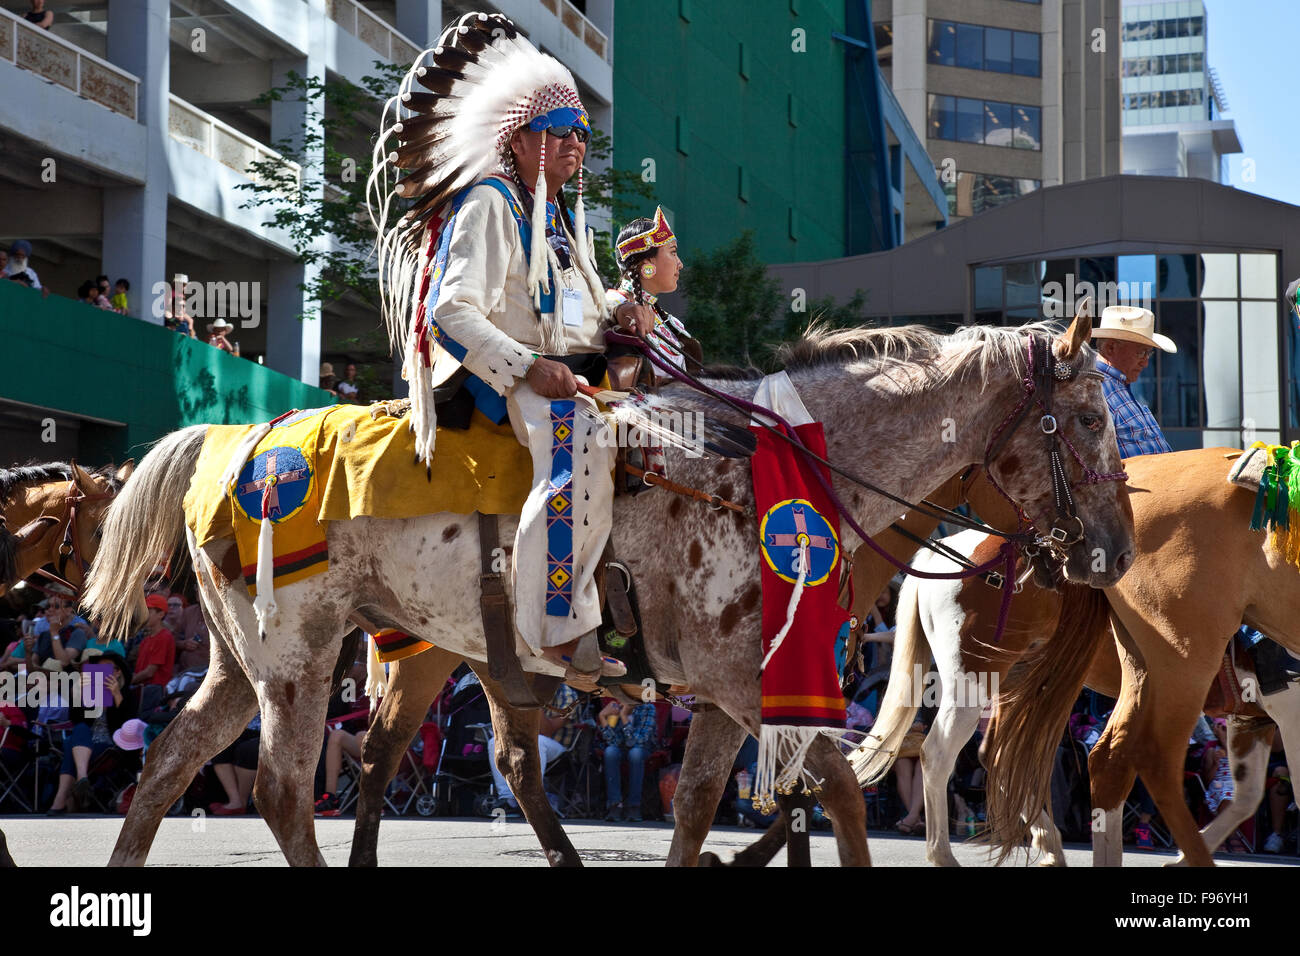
[368,15,603,456]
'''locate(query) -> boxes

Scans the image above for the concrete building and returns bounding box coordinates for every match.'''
[611,0,947,265]
[0,0,612,456]
[1120,0,1240,182]
[874,0,1122,222]
[770,175,1300,451]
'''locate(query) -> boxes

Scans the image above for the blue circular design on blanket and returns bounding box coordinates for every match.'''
[232,446,313,524]
[758,498,840,586]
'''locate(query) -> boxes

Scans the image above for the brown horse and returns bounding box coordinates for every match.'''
[988,446,1300,866]
[0,461,131,597]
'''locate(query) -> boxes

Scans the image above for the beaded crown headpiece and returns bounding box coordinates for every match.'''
[616,207,675,265]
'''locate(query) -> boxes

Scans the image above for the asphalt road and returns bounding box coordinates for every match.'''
[4,815,1296,867]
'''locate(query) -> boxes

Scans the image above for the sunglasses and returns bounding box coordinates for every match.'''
[528,108,591,145]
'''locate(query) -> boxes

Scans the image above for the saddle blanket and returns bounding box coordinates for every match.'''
[1231,441,1300,568]
[184,404,532,595]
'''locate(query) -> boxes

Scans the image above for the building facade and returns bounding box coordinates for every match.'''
[770,175,1300,452]
[611,0,946,266]
[1120,0,1241,182]
[874,0,1122,221]
[0,0,612,456]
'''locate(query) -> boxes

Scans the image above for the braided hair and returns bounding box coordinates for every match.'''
[614,217,662,313]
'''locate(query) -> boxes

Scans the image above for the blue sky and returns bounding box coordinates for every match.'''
[1202,0,1297,205]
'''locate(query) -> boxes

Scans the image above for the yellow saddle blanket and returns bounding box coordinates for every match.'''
[184,404,532,596]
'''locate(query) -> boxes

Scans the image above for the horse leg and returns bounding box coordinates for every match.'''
[1029,806,1066,867]
[922,702,981,867]
[666,706,748,866]
[109,619,257,865]
[350,647,460,867]
[699,811,791,868]
[250,641,338,867]
[806,735,871,867]
[474,667,582,867]
[1179,715,1272,862]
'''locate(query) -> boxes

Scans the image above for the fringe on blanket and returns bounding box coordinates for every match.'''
[752,725,864,816]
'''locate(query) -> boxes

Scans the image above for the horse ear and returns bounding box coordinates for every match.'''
[1054,295,1093,360]
[71,461,97,491]
[115,460,136,481]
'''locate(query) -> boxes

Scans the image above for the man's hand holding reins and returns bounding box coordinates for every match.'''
[526,356,578,398]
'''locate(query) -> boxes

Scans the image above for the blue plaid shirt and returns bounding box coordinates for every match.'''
[599,702,658,750]
[1098,359,1172,458]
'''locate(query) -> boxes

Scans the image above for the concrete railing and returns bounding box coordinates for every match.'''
[324,0,421,65]
[539,0,610,61]
[168,94,301,191]
[0,6,139,120]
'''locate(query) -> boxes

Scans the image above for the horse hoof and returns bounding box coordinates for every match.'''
[698,852,727,867]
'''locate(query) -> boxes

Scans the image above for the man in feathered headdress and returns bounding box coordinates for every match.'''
[370,13,636,683]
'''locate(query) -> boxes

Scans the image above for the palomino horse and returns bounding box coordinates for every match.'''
[0,461,131,596]
[986,447,1300,866]
[84,317,1134,866]
[858,524,1300,866]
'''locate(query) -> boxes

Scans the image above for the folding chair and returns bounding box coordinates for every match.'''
[0,726,35,812]
[544,724,597,819]
[324,706,370,815]
[1185,770,1254,853]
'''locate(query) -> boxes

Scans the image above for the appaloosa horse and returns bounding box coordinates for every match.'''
[84,315,1134,866]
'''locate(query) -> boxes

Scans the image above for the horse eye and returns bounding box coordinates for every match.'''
[1080,414,1103,432]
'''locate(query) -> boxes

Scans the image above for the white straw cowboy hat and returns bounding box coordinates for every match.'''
[1091,306,1177,353]
[207,318,234,333]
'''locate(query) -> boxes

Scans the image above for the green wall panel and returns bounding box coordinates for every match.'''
[0,282,334,462]
[613,0,847,264]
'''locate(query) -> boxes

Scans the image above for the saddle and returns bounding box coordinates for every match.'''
[1202,642,1268,719]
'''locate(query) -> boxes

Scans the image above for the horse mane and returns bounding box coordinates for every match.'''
[774,320,1073,390]
[0,462,124,503]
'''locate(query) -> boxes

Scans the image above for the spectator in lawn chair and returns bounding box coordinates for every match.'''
[46,652,134,814]
[485,683,581,816]
[600,698,657,822]
[4,588,90,672]
[129,594,175,711]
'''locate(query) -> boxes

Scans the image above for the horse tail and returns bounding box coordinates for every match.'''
[849,573,928,787]
[83,425,208,639]
[984,582,1110,862]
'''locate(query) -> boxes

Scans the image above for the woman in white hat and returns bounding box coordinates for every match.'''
[1091,305,1175,458]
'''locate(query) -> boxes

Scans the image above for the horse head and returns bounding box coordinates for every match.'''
[981,299,1135,587]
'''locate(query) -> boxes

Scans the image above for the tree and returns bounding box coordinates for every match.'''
[678,231,784,367]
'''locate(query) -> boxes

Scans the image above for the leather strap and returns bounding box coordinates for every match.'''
[620,462,747,514]
[477,512,546,710]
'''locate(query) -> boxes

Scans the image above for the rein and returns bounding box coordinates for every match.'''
[607,328,1127,640]
[28,478,116,599]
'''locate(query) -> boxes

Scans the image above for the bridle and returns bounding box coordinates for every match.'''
[28,476,117,599]
[605,327,1129,639]
[979,333,1129,578]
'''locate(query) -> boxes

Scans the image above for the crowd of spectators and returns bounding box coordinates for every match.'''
[2,570,1291,858]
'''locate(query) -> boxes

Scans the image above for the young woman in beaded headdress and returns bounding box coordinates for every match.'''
[607,208,701,380]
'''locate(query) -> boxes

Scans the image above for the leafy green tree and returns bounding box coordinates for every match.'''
[678,231,784,367]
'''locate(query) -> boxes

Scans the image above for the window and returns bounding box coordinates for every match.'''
[1013,104,1040,150]
[955,23,983,69]
[984,100,1012,146]
[957,97,984,143]
[985,28,1012,73]
[1012,31,1040,76]
[928,20,955,66]
[928,20,1040,76]
[928,97,1042,152]
[928,93,955,140]
[944,172,1040,217]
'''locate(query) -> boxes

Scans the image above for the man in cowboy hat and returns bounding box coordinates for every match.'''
[1091,305,1175,458]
